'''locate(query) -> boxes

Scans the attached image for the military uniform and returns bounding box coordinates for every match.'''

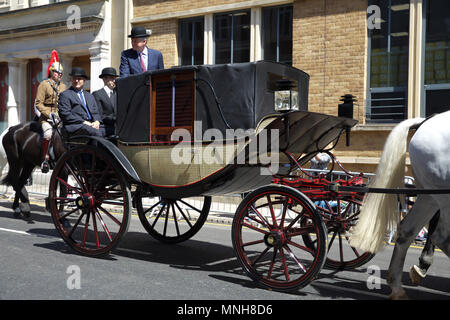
[35,79,66,123]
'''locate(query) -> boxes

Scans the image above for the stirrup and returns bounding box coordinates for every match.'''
[41,161,50,173]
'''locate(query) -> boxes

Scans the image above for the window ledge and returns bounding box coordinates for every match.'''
[352,123,397,131]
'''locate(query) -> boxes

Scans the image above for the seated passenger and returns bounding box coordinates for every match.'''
[58,67,105,137]
[92,67,119,137]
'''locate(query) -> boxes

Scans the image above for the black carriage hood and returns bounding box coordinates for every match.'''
[115,61,309,142]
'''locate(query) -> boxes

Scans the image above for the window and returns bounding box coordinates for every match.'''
[179,17,204,66]
[423,0,450,116]
[262,5,293,65]
[367,0,410,123]
[214,10,250,64]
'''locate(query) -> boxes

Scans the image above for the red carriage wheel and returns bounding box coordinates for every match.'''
[48,145,132,256]
[136,188,211,244]
[232,185,327,292]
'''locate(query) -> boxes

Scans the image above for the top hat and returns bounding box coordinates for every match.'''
[99,67,119,78]
[128,26,151,38]
[69,67,89,80]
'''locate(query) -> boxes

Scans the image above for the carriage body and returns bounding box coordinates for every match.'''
[47,61,368,292]
[114,61,356,198]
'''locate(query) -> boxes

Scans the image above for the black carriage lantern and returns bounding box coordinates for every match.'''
[338,94,357,119]
[274,79,299,112]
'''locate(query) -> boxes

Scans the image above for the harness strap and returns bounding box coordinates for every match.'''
[327,184,450,195]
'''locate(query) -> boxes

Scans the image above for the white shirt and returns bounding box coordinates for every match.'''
[104,85,113,98]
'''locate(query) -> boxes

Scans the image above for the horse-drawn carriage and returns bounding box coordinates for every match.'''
[43,61,377,291]
[33,61,448,296]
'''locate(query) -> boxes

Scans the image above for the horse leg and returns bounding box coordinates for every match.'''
[429,196,450,257]
[387,195,438,300]
[14,164,35,219]
[409,210,439,285]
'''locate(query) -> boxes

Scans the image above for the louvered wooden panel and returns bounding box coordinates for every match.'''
[151,71,195,142]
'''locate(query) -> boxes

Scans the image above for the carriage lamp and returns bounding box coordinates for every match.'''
[274,79,299,112]
[338,94,356,119]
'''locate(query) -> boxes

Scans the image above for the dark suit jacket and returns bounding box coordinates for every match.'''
[93,88,116,136]
[119,47,164,77]
[58,86,103,135]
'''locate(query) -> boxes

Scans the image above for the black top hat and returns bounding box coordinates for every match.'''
[99,67,119,78]
[69,67,89,80]
[128,26,151,38]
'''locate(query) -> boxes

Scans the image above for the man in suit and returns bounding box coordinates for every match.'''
[58,67,105,137]
[93,67,119,137]
[119,26,164,77]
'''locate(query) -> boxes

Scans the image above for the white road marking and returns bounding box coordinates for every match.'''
[0,227,31,236]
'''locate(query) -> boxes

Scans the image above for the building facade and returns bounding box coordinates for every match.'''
[0,0,132,131]
[131,0,449,172]
[0,0,448,172]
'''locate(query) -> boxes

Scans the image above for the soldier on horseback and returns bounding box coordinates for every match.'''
[34,61,66,173]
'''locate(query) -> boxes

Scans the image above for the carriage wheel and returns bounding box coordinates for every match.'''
[48,145,132,256]
[304,198,375,270]
[232,185,327,292]
[136,189,211,244]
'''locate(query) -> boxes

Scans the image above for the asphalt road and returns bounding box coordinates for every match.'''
[0,197,449,302]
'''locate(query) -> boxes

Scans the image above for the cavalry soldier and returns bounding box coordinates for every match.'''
[34,61,66,173]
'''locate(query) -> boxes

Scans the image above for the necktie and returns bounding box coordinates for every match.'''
[139,52,146,72]
[78,90,92,120]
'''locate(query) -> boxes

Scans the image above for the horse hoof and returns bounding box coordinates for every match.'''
[13,207,21,218]
[388,288,409,300]
[409,265,426,286]
[21,211,31,219]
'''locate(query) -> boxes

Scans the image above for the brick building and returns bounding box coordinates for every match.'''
[130,0,449,172]
[0,0,131,130]
[0,0,448,173]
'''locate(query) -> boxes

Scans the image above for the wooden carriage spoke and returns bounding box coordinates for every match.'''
[266,195,278,228]
[279,247,290,281]
[241,222,269,235]
[328,231,338,253]
[97,205,122,226]
[249,204,272,229]
[250,246,270,267]
[59,206,81,220]
[287,240,315,256]
[67,211,86,238]
[242,239,265,247]
[81,211,91,248]
[174,201,193,228]
[95,209,113,242]
[151,202,167,228]
[284,245,307,273]
[92,208,100,248]
[171,203,181,237]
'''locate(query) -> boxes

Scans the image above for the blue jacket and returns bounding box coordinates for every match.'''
[119,47,164,77]
[58,86,103,135]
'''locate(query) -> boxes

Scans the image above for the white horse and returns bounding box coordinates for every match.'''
[350,110,450,299]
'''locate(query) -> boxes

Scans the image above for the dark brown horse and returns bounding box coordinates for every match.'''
[1,121,66,220]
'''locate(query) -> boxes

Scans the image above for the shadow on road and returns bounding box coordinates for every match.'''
[0,202,448,300]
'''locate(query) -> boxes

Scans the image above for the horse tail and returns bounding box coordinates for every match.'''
[350,117,425,253]
[1,126,18,186]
